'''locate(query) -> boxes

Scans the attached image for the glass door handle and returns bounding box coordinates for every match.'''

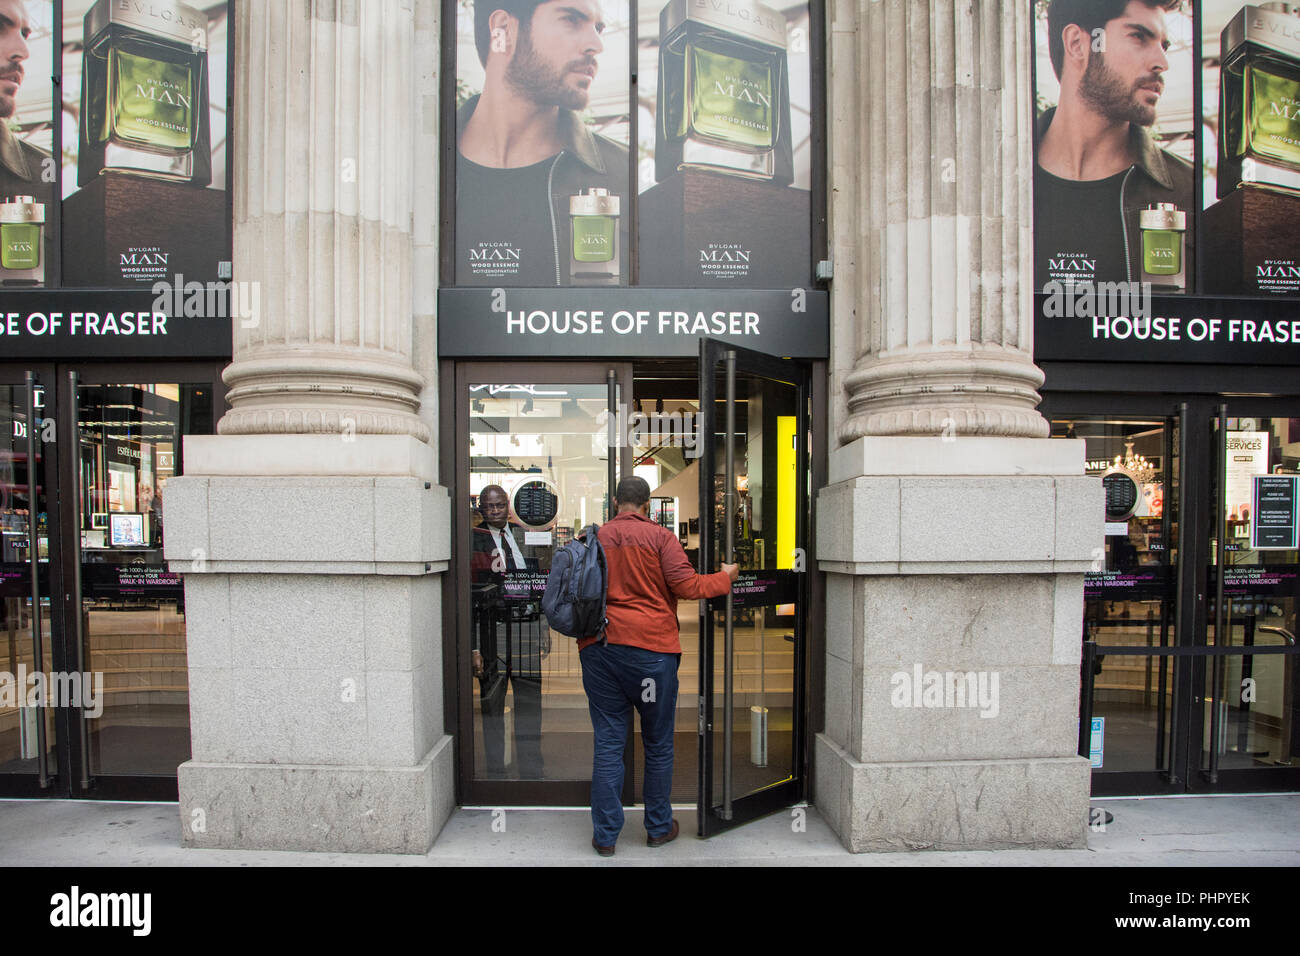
[67,371,92,789]
[722,350,736,821]
[24,372,51,788]
[1257,626,1296,646]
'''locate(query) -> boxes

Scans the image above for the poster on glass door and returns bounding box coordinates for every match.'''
[60,0,230,287]
[453,0,632,286]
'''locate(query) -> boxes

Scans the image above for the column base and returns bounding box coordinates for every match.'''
[178,735,454,854]
[815,734,1090,852]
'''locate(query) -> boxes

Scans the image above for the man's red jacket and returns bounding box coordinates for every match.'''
[578,510,731,654]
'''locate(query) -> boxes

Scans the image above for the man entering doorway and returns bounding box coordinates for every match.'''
[578,477,738,856]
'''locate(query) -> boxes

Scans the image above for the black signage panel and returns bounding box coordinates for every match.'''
[1084,567,1171,600]
[709,570,799,610]
[1252,476,1299,550]
[0,291,231,360]
[439,288,829,359]
[81,563,183,599]
[1034,293,1300,366]
[513,480,558,528]
[502,570,550,602]
[1102,472,1139,521]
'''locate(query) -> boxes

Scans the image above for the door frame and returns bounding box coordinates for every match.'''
[0,360,226,801]
[1041,389,1300,796]
[696,339,811,836]
[447,361,634,807]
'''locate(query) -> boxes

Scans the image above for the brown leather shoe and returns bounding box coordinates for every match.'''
[646,819,679,847]
[592,838,615,857]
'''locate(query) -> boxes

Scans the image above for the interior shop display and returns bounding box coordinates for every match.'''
[78,0,212,187]
[655,0,792,184]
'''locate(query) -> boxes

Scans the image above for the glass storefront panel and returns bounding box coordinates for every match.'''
[0,383,57,781]
[467,382,611,782]
[1204,415,1299,775]
[77,383,210,777]
[1051,416,1177,775]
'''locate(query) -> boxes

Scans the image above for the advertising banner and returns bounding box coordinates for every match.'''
[445,0,825,356]
[0,0,232,359]
[1031,0,1300,365]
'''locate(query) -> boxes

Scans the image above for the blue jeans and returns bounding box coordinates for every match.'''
[579,642,680,846]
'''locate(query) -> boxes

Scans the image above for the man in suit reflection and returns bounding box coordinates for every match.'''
[470,485,545,779]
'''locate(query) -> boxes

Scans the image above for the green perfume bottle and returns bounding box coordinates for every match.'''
[1139,203,1186,291]
[656,0,792,184]
[1219,3,1300,196]
[0,196,44,286]
[570,188,620,284]
[79,0,212,186]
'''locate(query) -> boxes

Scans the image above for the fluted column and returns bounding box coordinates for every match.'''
[832,0,1046,442]
[814,0,1095,853]
[220,0,428,442]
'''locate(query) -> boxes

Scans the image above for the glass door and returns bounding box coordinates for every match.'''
[454,363,633,805]
[1050,412,1183,793]
[0,362,220,800]
[696,340,808,836]
[62,370,215,796]
[1196,405,1300,790]
[0,366,61,795]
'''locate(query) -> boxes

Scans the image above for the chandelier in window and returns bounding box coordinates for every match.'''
[1110,440,1156,482]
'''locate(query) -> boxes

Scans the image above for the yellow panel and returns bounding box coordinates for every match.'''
[777,415,795,569]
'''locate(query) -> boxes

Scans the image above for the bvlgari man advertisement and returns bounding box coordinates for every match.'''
[1032,1,1300,366]
[1201,0,1300,294]
[61,0,230,287]
[637,0,811,286]
[1033,0,1196,295]
[0,1,54,290]
[454,0,632,286]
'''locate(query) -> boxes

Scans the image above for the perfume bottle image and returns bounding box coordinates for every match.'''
[1139,203,1186,291]
[79,0,212,187]
[0,196,44,286]
[1218,3,1300,196]
[570,188,620,284]
[656,0,792,184]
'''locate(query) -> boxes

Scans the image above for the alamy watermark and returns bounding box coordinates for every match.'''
[890,663,999,718]
[0,666,103,718]
[151,273,261,328]
[596,403,701,458]
[1041,280,1152,320]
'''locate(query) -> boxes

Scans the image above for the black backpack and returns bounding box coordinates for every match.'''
[542,523,608,640]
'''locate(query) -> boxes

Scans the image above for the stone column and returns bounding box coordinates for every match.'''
[164,0,454,854]
[814,0,1100,851]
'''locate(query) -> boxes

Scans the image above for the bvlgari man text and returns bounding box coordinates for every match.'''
[1219,3,1300,196]
[79,0,212,186]
[656,0,792,184]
